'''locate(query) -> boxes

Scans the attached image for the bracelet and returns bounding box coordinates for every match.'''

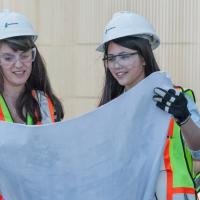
[177,115,191,126]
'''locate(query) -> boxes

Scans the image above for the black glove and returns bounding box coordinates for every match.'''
[153,87,191,126]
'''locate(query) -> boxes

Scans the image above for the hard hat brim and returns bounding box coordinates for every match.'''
[96,33,160,52]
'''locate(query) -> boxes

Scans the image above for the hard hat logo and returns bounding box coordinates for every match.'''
[4,22,18,28]
[96,11,160,52]
[105,27,116,34]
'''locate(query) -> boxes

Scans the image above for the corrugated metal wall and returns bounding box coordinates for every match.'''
[0,0,200,119]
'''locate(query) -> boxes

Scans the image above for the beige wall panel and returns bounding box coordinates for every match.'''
[1,0,14,9]
[129,0,200,43]
[130,0,178,43]
[38,45,74,97]
[155,44,200,105]
[37,0,74,45]
[39,44,104,115]
[70,45,104,97]
[0,0,38,27]
[76,0,129,43]
[64,97,99,119]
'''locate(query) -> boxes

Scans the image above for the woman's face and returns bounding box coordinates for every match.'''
[106,42,145,90]
[0,43,33,92]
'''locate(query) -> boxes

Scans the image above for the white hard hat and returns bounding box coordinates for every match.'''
[96,11,160,52]
[0,10,38,41]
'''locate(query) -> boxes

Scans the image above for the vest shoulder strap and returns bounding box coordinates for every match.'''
[33,90,55,123]
[174,86,196,102]
[0,91,55,124]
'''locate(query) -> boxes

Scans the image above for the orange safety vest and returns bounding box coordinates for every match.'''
[0,91,55,200]
[164,88,197,200]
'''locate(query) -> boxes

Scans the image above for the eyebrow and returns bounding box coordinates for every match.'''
[1,52,14,55]
[107,51,127,55]
[107,51,137,56]
[1,50,29,55]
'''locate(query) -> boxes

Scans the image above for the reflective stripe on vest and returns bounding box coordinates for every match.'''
[0,91,55,124]
[164,88,196,200]
[0,95,13,122]
[31,90,55,124]
[194,172,200,193]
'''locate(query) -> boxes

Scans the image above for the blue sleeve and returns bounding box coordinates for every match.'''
[186,95,200,128]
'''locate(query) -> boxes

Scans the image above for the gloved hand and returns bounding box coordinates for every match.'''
[153,87,191,126]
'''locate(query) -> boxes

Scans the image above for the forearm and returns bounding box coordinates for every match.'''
[181,117,200,151]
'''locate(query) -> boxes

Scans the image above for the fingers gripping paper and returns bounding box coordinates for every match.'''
[0,72,172,200]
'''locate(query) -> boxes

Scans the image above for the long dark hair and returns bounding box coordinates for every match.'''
[98,36,160,106]
[0,36,64,123]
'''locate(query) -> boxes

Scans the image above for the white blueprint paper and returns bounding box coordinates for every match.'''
[0,71,172,200]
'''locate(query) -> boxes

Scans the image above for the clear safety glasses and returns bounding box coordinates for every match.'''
[0,48,36,66]
[103,52,139,68]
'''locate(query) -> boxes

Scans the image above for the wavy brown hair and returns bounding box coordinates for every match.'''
[0,36,64,123]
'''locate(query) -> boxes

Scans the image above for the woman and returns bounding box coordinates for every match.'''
[0,10,64,199]
[96,11,200,199]
[0,10,64,125]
